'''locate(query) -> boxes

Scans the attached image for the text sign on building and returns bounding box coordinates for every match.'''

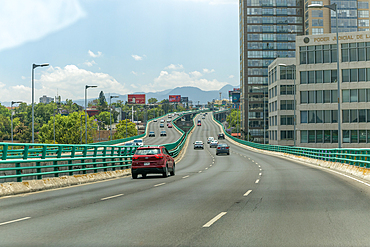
[128,94,146,104]
[169,95,181,102]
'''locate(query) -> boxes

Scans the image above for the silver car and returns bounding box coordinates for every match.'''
[210,140,218,148]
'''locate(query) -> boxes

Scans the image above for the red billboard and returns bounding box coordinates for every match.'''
[169,95,181,102]
[128,94,145,104]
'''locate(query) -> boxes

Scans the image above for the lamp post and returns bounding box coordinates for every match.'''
[109,95,119,141]
[126,111,129,138]
[32,63,49,143]
[85,85,97,144]
[279,64,296,146]
[308,3,340,148]
[11,101,23,143]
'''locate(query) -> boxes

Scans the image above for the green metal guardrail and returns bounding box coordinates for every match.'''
[213,112,370,168]
[0,110,201,183]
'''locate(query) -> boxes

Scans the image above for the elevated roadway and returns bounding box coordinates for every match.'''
[1,113,370,246]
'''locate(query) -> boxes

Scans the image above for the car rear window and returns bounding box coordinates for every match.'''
[135,148,161,155]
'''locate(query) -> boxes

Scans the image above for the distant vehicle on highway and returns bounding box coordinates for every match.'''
[160,130,167,136]
[167,123,172,128]
[133,139,144,146]
[202,116,205,119]
[149,131,155,137]
[207,137,214,144]
[160,119,165,123]
[193,141,204,149]
[131,146,175,179]
[124,142,135,146]
[160,123,164,128]
[153,119,157,122]
[218,133,225,139]
[216,143,230,155]
[197,122,201,126]
[168,115,172,118]
[167,119,171,122]
[210,140,218,148]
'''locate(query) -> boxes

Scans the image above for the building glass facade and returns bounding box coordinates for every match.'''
[240,0,304,143]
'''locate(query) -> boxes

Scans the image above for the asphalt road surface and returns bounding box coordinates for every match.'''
[1,113,370,246]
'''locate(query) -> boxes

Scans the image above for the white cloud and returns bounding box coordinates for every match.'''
[130,84,138,89]
[131,71,138,75]
[229,75,234,78]
[143,70,228,92]
[21,76,26,80]
[203,68,215,73]
[84,60,96,67]
[132,55,143,61]
[165,64,184,70]
[88,50,102,58]
[0,0,86,52]
[0,65,128,104]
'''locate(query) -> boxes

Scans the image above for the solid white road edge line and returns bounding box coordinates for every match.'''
[203,212,227,228]
[255,179,260,183]
[101,194,124,201]
[0,217,31,226]
[154,183,166,187]
[243,190,252,197]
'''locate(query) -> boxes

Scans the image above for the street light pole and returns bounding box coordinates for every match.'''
[32,63,49,143]
[85,85,97,144]
[109,95,119,141]
[11,101,22,143]
[308,3,340,148]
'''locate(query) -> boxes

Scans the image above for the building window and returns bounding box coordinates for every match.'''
[301,130,308,143]
[358,1,369,9]
[312,10,323,17]
[312,19,323,26]
[312,28,323,34]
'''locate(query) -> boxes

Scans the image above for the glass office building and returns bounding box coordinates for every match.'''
[239,0,304,143]
[304,0,370,35]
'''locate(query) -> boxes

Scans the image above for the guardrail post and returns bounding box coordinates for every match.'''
[69,146,75,176]
[111,147,115,171]
[16,162,22,182]
[36,161,42,180]
[1,144,8,160]
[103,147,107,172]
[93,146,98,173]
[23,145,29,160]
[82,146,87,174]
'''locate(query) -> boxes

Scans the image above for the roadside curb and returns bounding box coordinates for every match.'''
[0,169,131,197]
[212,117,370,183]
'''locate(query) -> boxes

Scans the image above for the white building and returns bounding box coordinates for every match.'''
[269,31,370,148]
[39,95,54,104]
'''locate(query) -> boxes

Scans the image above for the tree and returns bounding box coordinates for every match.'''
[113,120,137,139]
[95,111,110,128]
[38,111,97,144]
[148,98,158,104]
[97,91,108,111]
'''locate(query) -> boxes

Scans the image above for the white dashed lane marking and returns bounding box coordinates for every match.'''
[154,183,166,187]
[203,212,227,228]
[101,194,124,201]
[255,179,260,184]
[182,175,190,179]
[243,190,252,197]
[0,217,31,226]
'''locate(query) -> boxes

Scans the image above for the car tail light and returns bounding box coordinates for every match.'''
[155,154,164,159]
[226,147,229,149]
[217,147,221,149]
[132,157,139,160]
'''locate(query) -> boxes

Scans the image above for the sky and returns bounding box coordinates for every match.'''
[0,0,239,104]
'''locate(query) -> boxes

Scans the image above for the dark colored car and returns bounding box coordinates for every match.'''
[149,131,155,137]
[160,130,167,136]
[131,146,175,179]
[218,133,225,139]
[216,143,230,155]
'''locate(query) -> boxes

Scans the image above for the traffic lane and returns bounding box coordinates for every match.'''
[199,121,370,246]
[0,140,260,246]
[181,149,370,247]
[143,118,181,145]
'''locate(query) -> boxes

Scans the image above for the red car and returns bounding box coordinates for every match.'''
[197,122,201,126]
[131,146,175,179]
[167,123,172,128]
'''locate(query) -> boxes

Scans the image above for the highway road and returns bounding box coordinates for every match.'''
[143,114,182,146]
[1,113,370,246]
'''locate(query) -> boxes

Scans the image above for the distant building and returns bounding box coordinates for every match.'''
[39,95,54,104]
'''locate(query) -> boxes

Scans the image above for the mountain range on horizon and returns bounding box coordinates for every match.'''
[1,84,239,107]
